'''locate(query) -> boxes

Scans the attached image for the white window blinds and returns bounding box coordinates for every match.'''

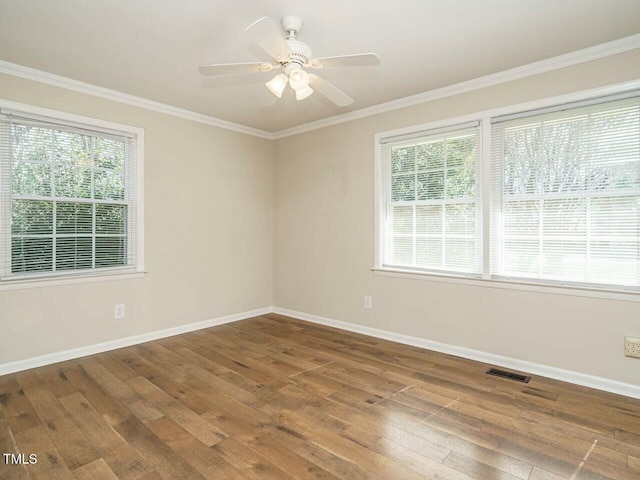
[380,122,482,275]
[0,111,137,280]
[491,94,640,289]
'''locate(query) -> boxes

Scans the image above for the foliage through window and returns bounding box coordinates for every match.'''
[491,96,640,288]
[381,123,482,275]
[378,91,640,292]
[0,112,137,280]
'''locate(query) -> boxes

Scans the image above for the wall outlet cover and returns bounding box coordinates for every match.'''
[114,304,126,320]
[625,336,640,358]
[364,296,373,310]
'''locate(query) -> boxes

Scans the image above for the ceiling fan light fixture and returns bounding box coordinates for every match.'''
[265,73,288,98]
[288,68,310,91]
[200,16,377,107]
[295,85,314,101]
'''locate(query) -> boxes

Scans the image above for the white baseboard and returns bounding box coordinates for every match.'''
[272,307,640,400]
[0,306,272,376]
[4,304,639,400]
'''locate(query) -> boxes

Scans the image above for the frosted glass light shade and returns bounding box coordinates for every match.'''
[295,85,314,101]
[289,69,310,91]
[265,74,288,98]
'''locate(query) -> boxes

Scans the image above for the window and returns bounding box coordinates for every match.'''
[379,122,482,276]
[491,94,640,289]
[376,88,640,294]
[0,108,140,282]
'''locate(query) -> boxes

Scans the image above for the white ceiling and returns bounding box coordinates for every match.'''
[1,0,640,133]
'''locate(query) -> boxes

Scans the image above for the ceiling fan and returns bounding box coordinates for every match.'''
[199,16,381,106]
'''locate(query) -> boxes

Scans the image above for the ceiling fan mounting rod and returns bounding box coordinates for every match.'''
[281,15,303,37]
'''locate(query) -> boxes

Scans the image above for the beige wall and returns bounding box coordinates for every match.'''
[274,49,640,387]
[2,49,640,388]
[0,73,273,364]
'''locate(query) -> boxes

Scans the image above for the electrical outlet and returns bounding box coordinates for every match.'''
[364,296,373,310]
[114,304,125,320]
[625,337,640,358]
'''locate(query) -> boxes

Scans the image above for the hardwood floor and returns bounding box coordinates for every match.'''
[1,313,640,479]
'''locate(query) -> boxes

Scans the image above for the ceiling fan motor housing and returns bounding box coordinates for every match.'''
[285,39,312,67]
[280,16,311,67]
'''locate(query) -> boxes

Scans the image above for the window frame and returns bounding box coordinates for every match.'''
[0,100,144,291]
[374,79,640,301]
[379,122,483,277]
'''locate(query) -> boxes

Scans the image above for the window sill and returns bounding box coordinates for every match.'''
[372,267,640,303]
[0,270,146,292]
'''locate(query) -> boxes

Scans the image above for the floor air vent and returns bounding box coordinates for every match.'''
[486,368,531,383]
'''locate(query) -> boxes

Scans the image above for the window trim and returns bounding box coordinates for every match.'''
[374,79,640,300]
[379,122,483,276]
[0,99,145,288]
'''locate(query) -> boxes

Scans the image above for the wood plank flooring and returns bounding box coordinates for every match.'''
[1,313,640,479]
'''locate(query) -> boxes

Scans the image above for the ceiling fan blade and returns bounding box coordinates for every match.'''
[199,62,274,76]
[245,17,291,61]
[308,53,380,69]
[309,75,353,107]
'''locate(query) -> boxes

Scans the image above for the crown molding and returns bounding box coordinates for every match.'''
[0,59,274,140]
[273,33,640,139]
[1,33,639,141]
